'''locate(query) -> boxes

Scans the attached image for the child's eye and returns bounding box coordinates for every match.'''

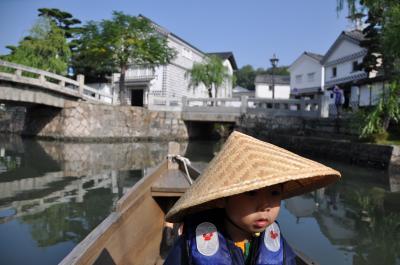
[245,191,257,196]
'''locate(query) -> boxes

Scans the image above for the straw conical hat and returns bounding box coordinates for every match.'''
[166,131,340,222]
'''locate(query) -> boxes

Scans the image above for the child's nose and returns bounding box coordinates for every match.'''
[257,194,272,211]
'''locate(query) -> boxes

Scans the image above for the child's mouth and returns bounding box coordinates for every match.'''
[254,219,268,229]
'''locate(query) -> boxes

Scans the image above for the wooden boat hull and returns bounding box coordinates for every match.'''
[60,142,200,265]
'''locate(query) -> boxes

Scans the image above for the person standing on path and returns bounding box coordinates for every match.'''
[333,85,344,118]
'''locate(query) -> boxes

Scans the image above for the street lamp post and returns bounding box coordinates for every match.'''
[270,54,279,99]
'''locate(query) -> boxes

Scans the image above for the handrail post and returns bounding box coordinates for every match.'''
[240,95,248,114]
[300,98,306,112]
[39,74,46,82]
[319,94,329,118]
[77,74,85,95]
[182,96,187,109]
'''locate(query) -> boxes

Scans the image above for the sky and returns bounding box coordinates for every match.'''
[0,0,353,69]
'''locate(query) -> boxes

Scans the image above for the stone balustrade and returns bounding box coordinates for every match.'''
[0,60,113,104]
[182,95,330,121]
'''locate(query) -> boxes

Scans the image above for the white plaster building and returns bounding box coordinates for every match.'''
[106,15,237,111]
[232,85,255,98]
[288,52,324,99]
[254,74,290,99]
[322,30,383,108]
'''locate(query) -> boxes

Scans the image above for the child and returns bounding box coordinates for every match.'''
[164,131,340,265]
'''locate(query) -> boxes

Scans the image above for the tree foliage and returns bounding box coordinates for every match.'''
[234,65,289,91]
[235,65,256,90]
[38,8,82,39]
[2,17,71,75]
[72,11,176,104]
[338,0,400,138]
[360,82,400,137]
[338,0,400,77]
[186,55,230,98]
[38,8,82,52]
[71,22,114,81]
[264,66,290,76]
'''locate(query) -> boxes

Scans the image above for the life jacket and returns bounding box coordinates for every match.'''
[184,211,297,265]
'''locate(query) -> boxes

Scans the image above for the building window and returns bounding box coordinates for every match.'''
[307,72,315,82]
[182,47,193,60]
[332,67,337,78]
[352,61,360,72]
[295,74,302,84]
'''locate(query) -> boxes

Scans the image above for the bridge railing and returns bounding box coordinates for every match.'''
[0,60,113,104]
[182,97,242,114]
[246,97,325,117]
[148,90,181,107]
[182,96,329,118]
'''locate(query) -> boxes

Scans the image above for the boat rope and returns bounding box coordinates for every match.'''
[168,154,193,185]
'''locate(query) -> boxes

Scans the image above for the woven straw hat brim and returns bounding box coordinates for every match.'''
[165,131,340,223]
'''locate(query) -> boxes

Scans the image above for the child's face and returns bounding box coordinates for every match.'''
[224,185,282,238]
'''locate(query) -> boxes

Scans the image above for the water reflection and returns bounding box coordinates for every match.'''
[282,159,400,265]
[0,135,187,265]
[0,136,189,224]
[0,135,399,265]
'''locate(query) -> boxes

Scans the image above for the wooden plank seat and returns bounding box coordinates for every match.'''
[151,169,191,197]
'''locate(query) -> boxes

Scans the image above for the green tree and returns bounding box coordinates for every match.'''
[38,8,82,52]
[265,66,289,76]
[235,65,256,90]
[186,55,231,99]
[2,17,71,75]
[73,11,176,104]
[360,82,400,137]
[4,9,81,59]
[71,22,113,82]
[338,0,400,137]
[38,8,82,39]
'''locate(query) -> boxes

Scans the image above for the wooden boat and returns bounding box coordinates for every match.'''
[60,143,318,265]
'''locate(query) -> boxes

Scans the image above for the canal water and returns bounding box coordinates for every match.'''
[0,135,399,265]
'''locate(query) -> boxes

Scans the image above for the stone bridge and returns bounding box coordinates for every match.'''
[182,96,330,122]
[0,60,113,108]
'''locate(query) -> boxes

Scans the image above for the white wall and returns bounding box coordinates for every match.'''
[168,37,204,70]
[326,40,364,62]
[255,84,290,99]
[325,58,364,84]
[324,39,366,85]
[87,83,114,104]
[289,55,323,91]
[359,83,383,106]
[147,35,207,111]
[124,32,234,110]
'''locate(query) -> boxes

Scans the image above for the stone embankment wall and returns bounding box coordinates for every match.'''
[0,107,25,134]
[389,147,400,191]
[237,114,397,169]
[238,114,361,140]
[18,102,188,141]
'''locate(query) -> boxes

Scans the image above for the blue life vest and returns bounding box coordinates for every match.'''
[184,212,297,265]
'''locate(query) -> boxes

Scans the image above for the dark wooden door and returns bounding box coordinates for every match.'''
[131,89,144,106]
